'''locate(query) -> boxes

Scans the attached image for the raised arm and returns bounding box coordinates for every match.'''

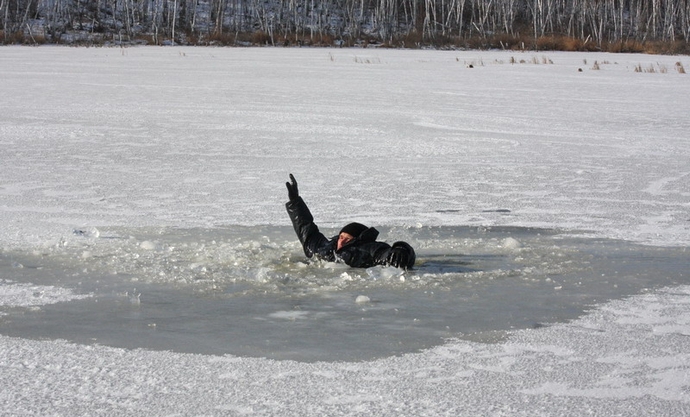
[285,174,333,260]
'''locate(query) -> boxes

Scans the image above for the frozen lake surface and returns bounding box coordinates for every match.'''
[0,46,689,415]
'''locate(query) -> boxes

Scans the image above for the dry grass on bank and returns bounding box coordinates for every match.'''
[2,27,689,56]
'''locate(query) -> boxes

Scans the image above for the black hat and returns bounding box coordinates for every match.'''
[339,222,368,237]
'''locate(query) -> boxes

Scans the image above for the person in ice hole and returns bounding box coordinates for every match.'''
[285,174,416,269]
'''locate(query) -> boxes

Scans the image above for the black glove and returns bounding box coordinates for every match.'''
[286,173,299,202]
[386,241,416,269]
[387,247,409,269]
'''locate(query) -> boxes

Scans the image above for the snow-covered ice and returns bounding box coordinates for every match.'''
[0,279,89,311]
[1,46,689,415]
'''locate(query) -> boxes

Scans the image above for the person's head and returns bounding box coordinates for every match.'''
[337,232,354,251]
[337,222,368,250]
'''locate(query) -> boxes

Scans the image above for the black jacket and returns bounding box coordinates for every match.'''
[286,197,394,268]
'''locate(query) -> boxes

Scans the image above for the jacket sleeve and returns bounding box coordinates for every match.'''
[339,238,416,269]
[338,241,392,268]
[286,197,335,260]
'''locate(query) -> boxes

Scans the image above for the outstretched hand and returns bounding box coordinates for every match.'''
[387,247,409,269]
[286,174,299,202]
[386,241,416,270]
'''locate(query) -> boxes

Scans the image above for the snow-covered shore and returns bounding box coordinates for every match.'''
[1,47,689,415]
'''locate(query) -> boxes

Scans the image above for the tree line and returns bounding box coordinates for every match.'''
[2,0,689,51]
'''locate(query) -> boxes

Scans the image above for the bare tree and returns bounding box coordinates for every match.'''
[2,0,689,47]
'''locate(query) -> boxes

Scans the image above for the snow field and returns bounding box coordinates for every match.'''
[0,47,689,249]
[0,46,689,415]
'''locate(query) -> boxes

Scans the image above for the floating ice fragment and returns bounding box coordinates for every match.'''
[269,311,310,320]
[355,295,370,304]
[0,281,91,307]
[502,237,522,250]
[127,289,141,305]
[139,240,159,250]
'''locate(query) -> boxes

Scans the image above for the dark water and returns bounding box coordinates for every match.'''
[0,226,687,362]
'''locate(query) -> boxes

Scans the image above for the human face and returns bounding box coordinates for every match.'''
[337,232,354,251]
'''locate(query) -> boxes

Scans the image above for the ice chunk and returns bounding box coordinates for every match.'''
[355,295,371,304]
[139,240,159,250]
[502,237,522,250]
